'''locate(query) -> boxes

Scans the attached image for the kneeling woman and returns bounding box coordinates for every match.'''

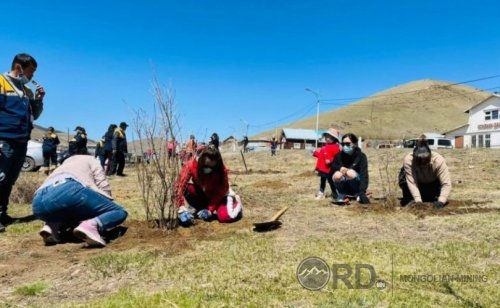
[175,145,242,226]
[32,154,128,247]
[399,137,451,208]
[332,133,370,204]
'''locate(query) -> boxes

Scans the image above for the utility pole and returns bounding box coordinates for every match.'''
[240,119,249,138]
[305,88,321,148]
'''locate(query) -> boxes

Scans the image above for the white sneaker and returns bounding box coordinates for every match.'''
[315,192,325,200]
[39,223,61,245]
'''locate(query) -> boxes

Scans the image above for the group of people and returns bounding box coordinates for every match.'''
[313,129,451,208]
[0,53,452,249]
[94,122,129,176]
[39,120,129,177]
[0,54,131,246]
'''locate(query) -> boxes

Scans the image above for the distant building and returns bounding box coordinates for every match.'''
[279,128,325,149]
[444,94,500,148]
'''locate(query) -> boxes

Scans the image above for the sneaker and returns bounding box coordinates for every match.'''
[315,191,325,200]
[73,219,106,247]
[0,221,5,233]
[39,223,61,245]
[336,194,347,203]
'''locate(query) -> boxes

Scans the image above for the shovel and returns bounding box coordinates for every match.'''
[253,206,288,232]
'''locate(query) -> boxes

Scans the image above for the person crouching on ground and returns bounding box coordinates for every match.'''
[32,154,128,247]
[312,128,341,200]
[399,136,451,208]
[175,145,242,226]
[332,133,370,204]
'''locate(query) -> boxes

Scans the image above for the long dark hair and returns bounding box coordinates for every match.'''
[107,124,117,134]
[197,145,225,184]
[413,135,431,165]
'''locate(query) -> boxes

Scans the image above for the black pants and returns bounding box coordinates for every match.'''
[399,171,441,204]
[43,149,57,167]
[111,151,125,175]
[318,172,337,198]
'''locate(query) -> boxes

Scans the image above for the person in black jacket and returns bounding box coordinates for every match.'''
[331,133,370,204]
[209,133,219,150]
[69,126,88,155]
[42,127,60,175]
[103,124,117,175]
[110,122,128,176]
[95,136,106,168]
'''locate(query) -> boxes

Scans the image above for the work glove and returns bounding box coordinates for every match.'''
[178,206,194,226]
[197,209,212,220]
[433,201,445,209]
[358,193,370,204]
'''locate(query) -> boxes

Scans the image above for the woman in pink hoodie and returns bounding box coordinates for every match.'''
[313,128,341,200]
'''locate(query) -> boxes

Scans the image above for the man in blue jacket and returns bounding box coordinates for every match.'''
[0,53,45,232]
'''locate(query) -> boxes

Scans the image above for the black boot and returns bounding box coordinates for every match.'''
[0,213,17,226]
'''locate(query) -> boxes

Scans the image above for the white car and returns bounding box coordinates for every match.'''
[23,141,44,172]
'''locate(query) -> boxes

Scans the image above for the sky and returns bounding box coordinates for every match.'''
[1,0,499,143]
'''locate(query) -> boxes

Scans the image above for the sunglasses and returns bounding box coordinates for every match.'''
[341,142,352,146]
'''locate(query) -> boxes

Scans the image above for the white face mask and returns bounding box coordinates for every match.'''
[18,74,30,84]
[203,167,213,174]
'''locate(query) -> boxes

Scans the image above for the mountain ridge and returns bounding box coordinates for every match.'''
[254,79,492,140]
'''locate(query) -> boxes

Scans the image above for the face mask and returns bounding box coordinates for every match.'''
[202,167,213,174]
[342,145,354,155]
[18,74,30,84]
[16,67,30,84]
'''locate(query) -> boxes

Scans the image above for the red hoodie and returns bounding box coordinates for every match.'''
[175,158,229,212]
[313,143,340,174]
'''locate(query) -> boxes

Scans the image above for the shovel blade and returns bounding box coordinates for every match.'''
[253,220,282,232]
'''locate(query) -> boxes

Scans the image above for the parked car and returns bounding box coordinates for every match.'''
[376,144,395,149]
[22,141,44,172]
[402,138,453,149]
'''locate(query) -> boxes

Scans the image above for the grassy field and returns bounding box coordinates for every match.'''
[0,148,499,307]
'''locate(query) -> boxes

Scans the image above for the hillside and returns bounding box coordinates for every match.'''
[254,79,492,140]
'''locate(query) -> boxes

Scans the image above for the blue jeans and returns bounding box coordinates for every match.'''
[334,176,360,197]
[32,178,127,231]
[0,139,28,215]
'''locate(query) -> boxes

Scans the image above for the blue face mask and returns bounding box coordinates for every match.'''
[342,145,354,155]
[203,167,213,174]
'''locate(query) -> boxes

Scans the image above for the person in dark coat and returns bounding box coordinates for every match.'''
[209,133,219,149]
[110,122,128,176]
[95,137,106,168]
[42,127,60,175]
[103,124,117,175]
[331,133,370,204]
[69,126,88,155]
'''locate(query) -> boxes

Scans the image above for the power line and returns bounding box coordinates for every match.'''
[245,75,500,131]
[320,74,500,102]
[248,102,316,128]
[319,85,500,107]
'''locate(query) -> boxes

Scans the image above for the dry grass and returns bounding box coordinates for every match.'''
[0,148,499,307]
[9,172,45,204]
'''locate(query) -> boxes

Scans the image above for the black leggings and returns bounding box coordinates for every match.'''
[319,173,336,196]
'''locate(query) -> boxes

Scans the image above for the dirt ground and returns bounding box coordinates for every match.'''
[0,148,499,307]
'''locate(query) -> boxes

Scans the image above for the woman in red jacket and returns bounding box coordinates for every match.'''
[175,145,241,226]
[313,128,341,200]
